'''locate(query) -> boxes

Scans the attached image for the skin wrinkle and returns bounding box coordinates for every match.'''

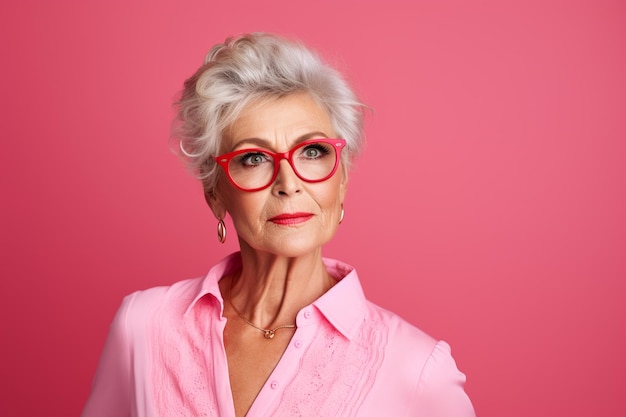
[228,131,330,153]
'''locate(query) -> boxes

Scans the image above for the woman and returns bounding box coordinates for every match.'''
[82,33,475,417]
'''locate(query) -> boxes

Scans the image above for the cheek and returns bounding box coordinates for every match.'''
[225,192,269,232]
[228,195,259,218]
[317,180,345,212]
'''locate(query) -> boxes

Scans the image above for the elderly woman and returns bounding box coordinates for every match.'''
[82,33,475,417]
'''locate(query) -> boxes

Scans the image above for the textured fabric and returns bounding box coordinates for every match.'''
[82,253,475,417]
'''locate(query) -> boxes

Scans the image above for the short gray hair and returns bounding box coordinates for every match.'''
[171,33,366,192]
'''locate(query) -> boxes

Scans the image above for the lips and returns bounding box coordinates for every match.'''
[268,212,314,225]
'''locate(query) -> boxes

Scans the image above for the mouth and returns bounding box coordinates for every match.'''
[268,212,314,225]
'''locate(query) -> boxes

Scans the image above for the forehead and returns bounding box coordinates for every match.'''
[223,93,335,150]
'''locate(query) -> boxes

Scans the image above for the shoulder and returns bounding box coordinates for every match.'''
[358,300,439,394]
[116,277,207,327]
[125,277,203,306]
[120,252,240,314]
[364,301,438,360]
[362,302,475,415]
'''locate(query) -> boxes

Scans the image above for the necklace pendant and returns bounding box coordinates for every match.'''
[264,329,275,339]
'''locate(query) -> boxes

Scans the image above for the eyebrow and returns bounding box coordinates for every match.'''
[230,131,330,151]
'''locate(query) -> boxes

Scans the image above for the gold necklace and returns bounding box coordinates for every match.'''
[228,285,296,340]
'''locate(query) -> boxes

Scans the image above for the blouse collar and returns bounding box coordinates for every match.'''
[184,252,367,340]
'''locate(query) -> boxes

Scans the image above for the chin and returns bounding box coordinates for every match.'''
[247,234,334,258]
[270,241,323,258]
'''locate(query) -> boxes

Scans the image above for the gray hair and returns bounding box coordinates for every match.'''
[171,33,366,192]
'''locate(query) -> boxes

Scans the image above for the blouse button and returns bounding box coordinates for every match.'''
[294,340,303,348]
[303,310,312,319]
[270,380,279,390]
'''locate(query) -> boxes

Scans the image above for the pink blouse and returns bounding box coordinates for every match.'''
[82,253,475,416]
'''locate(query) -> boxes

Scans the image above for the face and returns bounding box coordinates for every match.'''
[208,93,348,258]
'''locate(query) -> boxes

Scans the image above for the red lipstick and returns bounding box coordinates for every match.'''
[269,212,313,225]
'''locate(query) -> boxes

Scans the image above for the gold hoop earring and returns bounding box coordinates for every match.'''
[217,218,226,243]
[339,206,344,224]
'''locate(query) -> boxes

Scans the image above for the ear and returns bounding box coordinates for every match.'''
[204,186,227,220]
[339,166,349,203]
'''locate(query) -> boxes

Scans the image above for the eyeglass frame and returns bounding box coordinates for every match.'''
[213,138,347,192]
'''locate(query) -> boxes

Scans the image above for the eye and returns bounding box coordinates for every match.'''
[305,148,320,158]
[300,143,331,159]
[238,152,271,167]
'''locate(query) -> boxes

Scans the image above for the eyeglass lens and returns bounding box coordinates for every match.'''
[228,141,338,190]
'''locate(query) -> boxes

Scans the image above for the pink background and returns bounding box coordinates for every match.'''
[1,0,625,416]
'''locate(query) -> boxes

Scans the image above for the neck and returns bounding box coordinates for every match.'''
[223,245,336,329]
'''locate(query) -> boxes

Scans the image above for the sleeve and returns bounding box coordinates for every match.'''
[412,340,476,417]
[81,293,136,417]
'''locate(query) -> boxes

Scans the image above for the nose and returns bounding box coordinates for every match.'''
[271,158,302,196]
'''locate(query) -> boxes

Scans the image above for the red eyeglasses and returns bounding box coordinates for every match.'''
[214,138,346,192]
